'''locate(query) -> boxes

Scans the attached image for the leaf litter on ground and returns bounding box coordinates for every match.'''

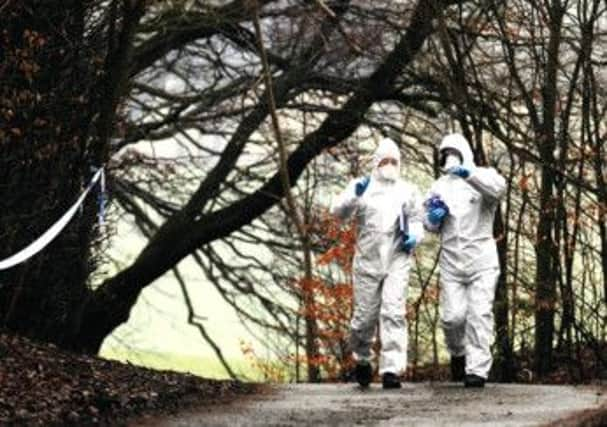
[0,333,259,426]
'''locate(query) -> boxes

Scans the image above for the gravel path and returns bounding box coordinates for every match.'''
[140,382,607,427]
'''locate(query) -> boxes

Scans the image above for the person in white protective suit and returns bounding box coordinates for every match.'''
[330,138,424,389]
[424,133,506,388]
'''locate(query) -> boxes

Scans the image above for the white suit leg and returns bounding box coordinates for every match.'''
[465,268,500,379]
[440,275,468,357]
[350,272,381,363]
[378,264,409,375]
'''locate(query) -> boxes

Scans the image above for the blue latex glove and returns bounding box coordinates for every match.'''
[426,195,450,214]
[428,207,447,225]
[401,234,417,254]
[355,176,370,197]
[448,165,471,179]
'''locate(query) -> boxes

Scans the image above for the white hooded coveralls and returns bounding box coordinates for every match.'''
[330,139,424,375]
[424,133,506,379]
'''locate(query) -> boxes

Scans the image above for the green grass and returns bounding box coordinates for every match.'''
[100,346,268,381]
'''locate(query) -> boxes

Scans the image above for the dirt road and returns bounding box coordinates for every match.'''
[139,382,607,427]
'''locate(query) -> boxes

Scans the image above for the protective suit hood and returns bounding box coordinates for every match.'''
[372,138,401,181]
[439,133,475,170]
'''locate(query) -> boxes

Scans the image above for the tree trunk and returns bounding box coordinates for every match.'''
[0,1,97,347]
[0,0,143,351]
[493,207,514,381]
[590,64,607,305]
[534,162,557,376]
[533,3,564,377]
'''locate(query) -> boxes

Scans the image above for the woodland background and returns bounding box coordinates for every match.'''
[0,0,606,384]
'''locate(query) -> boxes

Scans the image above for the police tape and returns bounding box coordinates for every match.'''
[0,168,104,271]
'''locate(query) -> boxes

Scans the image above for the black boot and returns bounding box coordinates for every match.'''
[450,356,465,382]
[464,374,485,388]
[382,372,402,389]
[355,361,373,388]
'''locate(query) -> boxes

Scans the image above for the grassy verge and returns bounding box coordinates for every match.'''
[101,347,269,381]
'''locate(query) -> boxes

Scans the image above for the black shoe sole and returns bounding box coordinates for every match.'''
[355,364,372,388]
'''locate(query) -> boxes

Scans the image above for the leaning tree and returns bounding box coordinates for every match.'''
[0,0,460,370]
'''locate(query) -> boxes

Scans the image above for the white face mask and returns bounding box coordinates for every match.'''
[378,164,399,181]
[442,154,462,172]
